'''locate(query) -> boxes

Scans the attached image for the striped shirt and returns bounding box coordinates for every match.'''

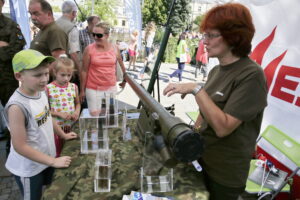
[79,28,94,53]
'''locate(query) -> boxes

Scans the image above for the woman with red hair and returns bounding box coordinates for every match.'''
[163,3,267,199]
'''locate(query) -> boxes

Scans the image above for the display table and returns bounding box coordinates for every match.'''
[43,111,209,200]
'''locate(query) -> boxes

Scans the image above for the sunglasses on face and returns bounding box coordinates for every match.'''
[92,33,104,38]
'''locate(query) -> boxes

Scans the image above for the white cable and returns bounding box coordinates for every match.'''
[259,162,271,196]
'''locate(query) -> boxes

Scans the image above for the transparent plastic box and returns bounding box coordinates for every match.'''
[79,110,109,154]
[80,127,109,154]
[139,131,174,193]
[87,90,119,128]
[94,149,112,192]
[140,167,173,193]
[103,92,119,128]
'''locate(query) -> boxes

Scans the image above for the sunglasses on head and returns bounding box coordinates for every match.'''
[92,33,104,38]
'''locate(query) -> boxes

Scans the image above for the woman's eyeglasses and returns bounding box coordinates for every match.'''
[203,33,221,40]
[92,33,104,38]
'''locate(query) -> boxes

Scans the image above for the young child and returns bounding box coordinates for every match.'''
[4,49,77,200]
[46,55,80,156]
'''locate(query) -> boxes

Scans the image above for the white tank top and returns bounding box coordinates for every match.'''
[4,89,56,177]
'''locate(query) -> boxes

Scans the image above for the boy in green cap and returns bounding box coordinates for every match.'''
[4,49,77,200]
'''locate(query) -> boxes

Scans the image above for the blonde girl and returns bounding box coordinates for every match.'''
[46,55,81,156]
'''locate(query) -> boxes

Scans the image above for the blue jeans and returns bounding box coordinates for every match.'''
[170,57,185,81]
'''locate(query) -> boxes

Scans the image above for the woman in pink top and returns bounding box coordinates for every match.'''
[80,22,126,115]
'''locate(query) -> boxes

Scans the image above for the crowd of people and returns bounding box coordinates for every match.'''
[0,0,268,200]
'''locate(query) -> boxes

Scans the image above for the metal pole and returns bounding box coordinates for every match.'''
[91,0,95,14]
[137,0,177,108]
[73,0,86,20]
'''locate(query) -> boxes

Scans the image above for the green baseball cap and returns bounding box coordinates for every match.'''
[12,49,56,73]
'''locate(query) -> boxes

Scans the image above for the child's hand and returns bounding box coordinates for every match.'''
[59,113,72,120]
[51,156,72,168]
[71,112,79,121]
[63,132,77,140]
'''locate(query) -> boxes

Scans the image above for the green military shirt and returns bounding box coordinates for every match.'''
[30,22,68,56]
[0,14,25,77]
[200,57,268,187]
[0,14,26,104]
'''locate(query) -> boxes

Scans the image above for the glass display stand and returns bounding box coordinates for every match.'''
[94,149,112,192]
[95,91,119,128]
[140,131,174,193]
[79,109,109,154]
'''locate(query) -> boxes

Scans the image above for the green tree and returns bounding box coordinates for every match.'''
[142,0,191,35]
[193,15,204,26]
[168,0,191,36]
[52,5,60,13]
[142,0,168,27]
[77,0,117,23]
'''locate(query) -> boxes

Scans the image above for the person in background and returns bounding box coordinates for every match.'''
[0,0,26,107]
[139,22,156,79]
[4,49,77,200]
[29,0,67,58]
[169,32,188,82]
[0,0,26,151]
[127,29,139,71]
[116,40,128,62]
[46,55,80,157]
[143,21,156,66]
[79,15,100,53]
[163,3,267,200]
[79,16,100,109]
[56,0,81,86]
[195,38,208,81]
[80,22,126,116]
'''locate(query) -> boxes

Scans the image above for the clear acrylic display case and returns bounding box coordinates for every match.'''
[94,149,112,192]
[94,91,119,128]
[140,167,173,193]
[139,132,174,193]
[79,109,109,154]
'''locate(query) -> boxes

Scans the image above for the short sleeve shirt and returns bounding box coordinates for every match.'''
[30,22,68,56]
[68,27,80,54]
[200,57,268,187]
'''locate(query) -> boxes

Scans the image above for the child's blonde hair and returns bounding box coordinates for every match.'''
[54,55,75,73]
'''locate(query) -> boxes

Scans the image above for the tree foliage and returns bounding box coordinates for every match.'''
[77,0,117,23]
[142,0,191,36]
[193,14,204,26]
[142,0,168,27]
[168,0,192,36]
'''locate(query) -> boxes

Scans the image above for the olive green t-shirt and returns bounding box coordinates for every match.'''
[30,22,68,56]
[200,57,267,187]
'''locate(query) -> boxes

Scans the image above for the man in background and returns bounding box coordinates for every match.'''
[79,15,100,53]
[0,0,26,107]
[29,0,68,58]
[0,0,26,153]
[56,0,80,81]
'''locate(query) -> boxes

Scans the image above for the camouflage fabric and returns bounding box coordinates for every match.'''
[43,110,209,200]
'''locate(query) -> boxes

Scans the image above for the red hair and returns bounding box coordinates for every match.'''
[200,3,255,57]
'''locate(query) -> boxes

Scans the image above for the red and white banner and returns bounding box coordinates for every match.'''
[239,0,300,198]
[244,0,300,141]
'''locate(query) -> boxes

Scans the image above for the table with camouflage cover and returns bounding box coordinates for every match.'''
[43,111,209,200]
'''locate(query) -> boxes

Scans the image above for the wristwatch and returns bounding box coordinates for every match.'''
[192,84,203,96]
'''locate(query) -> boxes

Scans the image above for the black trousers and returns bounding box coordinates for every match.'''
[203,171,245,200]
